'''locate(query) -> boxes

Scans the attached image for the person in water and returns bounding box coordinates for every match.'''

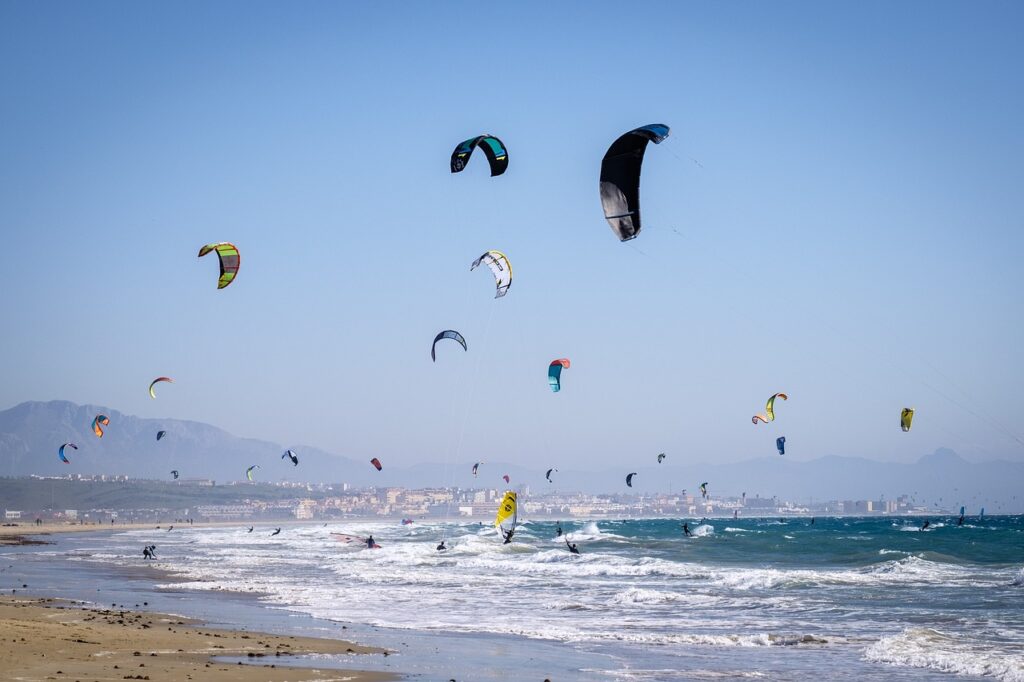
[957,515,964,526]
[810,518,815,526]
[502,529,514,544]
[248,526,254,533]
[682,522,693,537]
[436,540,447,551]
[271,528,281,536]
[565,538,580,555]
[922,520,930,530]
[366,535,375,548]
[556,522,563,537]
[142,546,152,560]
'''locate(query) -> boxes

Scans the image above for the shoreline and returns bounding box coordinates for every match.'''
[0,596,399,681]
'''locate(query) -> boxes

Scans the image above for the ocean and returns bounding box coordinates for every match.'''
[3,515,1023,681]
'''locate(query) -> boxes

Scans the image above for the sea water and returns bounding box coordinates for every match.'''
[4,516,1023,681]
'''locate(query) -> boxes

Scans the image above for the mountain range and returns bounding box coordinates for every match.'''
[0,401,1020,512]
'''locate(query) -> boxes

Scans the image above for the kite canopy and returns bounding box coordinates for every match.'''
[282,449,299,466]
[700,482,708,499]
[548,358,571,392]
[431,330,467,362]
[156,430,167,441]
[246,464,260,481]
[599,123,670,241]
[657,453,666,464]
[149,376,173,399]
[752,393,788,424]
[451,134,508,176]
[197,242,240,289]
[494,491,518,537]
[776,436,786,455]
[502,474,510,484]
[626,472,638,487]
[901,408,915,432]
[470,250,512,298]
[58,442,77,464]
[545,468,557,483]
[171,470,179,480]
[472,462,481,477]
[92,415,110,438]
[370,457,383,471]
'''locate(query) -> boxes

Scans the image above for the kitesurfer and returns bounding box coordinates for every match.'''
[921,520,930,530]
[436,540,447,551]
[271,528,281,536]
[366,535,375,549]
[957,514,964,526]
[682,523,693,537]
[556,522,563,537]
[565,538,580,555]
[247,526,254,533]
[142,546,152,560]
[810,518,815,526]
[167,525,174,532]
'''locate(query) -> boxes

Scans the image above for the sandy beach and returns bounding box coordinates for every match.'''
[0,597,397,681]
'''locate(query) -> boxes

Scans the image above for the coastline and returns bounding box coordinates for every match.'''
[0,596,398,682]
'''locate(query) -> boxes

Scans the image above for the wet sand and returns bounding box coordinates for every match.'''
[0,597,398,681]
[0,520,311,545]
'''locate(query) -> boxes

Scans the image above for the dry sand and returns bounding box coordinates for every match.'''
[0,597,399,681]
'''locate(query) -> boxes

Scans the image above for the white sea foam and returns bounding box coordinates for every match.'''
[865,628,1024,682]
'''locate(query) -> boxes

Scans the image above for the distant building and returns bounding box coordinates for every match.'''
[4,510,22,520]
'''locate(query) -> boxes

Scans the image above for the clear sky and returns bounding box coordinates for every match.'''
[1,1,1022,471]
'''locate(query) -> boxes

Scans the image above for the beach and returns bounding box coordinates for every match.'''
[0,596,395,682]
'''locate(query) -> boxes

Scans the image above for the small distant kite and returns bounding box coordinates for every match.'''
[548,358,571,393]
[148,376,173,399]
[901,408,915,432]
[700,482,708,499]
[170,470,179,480]
[197,242,240,289]
[282,450,299,466]
[92,415,110,438]
[657,453,666,464]
[546,468,558,483]
[470,250,513,298]
[432,330,467,362]
[246,464,260,481]
[370,457,383,471]
[450,134,508,176]
[776,437,786,455]
[58,442,77,464]
[752,393,788,425]
[156,430,167,441]
[502,474,510,484]
[626,472,638,487]
[472,462,482,477]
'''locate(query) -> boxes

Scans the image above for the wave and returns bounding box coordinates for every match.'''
[865,628,1024,682]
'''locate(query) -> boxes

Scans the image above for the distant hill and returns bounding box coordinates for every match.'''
[0,401,1020,511]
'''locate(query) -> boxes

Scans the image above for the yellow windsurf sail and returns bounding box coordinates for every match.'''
[494,491,518,536]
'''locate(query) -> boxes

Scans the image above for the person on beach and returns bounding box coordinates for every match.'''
[682,522,693,537]
[271,528,281,536]
[565,538,580,555]
[366,535,375,548]
[436,540,447,551]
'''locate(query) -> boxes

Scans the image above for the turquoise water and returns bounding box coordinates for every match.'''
[4,515,1023,680]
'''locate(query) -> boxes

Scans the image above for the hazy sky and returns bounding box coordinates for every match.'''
[1,1,1022,471]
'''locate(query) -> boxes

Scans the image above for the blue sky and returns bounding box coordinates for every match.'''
[1,1,1022,470]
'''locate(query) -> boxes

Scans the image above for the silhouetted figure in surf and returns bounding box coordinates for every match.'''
[921,520,930,530]
[502,529,514,544]
[271,528,281,536]
[682,523,693,537]
[436,540,446,551]
[167,525,174,532]
[556,522,563,537]
[810,518,815,526]
[142,546,152,560]
[565,538,580,555]
[957,515,964,526]
[366,535,375,548]
[247,526,254,533]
